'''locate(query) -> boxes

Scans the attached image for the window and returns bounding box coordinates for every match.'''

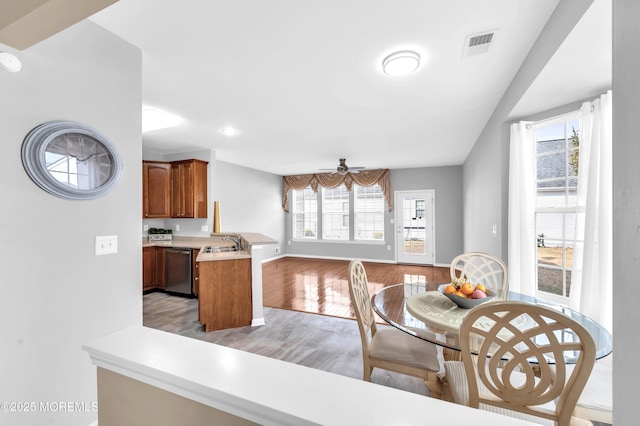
[292,183,385,242]
[534,115,580,300]
[354,184,385,240]
[415,199,425,219]
[292,187,318,239]
[322,185,350,240]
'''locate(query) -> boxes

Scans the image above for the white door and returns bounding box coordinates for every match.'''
[395,190,435,264]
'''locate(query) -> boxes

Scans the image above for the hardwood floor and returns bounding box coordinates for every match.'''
[262,257,450,319]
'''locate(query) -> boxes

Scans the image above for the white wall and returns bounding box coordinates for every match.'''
[0,21,141,426]
[612,1,640,424]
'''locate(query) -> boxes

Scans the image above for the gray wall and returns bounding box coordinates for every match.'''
[0,21,141,426]
[285,165,463,265]
[212,160,285,258]
[392,166,463,264]
[462,0,594,259]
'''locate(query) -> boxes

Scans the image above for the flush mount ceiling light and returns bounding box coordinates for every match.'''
[142,105,183,133]
[0,52,22,72]
[220,127,238,136]
[382,50,420,77]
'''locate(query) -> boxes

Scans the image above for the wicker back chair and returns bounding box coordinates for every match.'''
[444,300,596,425]
[347,260,444,397]
[450,252,509,299]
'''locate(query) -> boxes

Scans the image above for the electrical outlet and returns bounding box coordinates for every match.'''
[275,246,281,254]
[95,235,118,256]
[143,224,149,231]
[201,225,209,232]
[175,224,180,232]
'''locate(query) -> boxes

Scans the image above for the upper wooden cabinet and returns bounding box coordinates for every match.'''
[170,159,208,218]
[143,161,171,218]
[142,159,208,219]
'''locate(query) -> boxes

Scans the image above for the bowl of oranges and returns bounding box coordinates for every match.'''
[438,278,495,309]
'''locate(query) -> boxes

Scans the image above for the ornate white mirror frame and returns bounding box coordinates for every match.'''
[21,120,123,200]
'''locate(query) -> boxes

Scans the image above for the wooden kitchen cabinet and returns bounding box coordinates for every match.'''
[142,247,155,291]
[154,247,166,288]
[143,246,167,292]
[192,248,200,295]
[142,161,171,218]
[170,159,208,218]
[198,258,252,331]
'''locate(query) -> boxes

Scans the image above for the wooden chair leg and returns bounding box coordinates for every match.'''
[425,371,443,399]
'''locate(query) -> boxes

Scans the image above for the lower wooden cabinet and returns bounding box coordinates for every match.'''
[143,247,167,291]
[198,258,252,331]
[154,247,166,289]
[143,247,155,291]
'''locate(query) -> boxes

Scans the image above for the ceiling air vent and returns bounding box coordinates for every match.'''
[462,30,496,58]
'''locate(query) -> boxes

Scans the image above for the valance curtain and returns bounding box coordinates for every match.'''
[282,169,392,212]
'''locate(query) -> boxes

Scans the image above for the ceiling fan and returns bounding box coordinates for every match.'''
[320,158,365,175]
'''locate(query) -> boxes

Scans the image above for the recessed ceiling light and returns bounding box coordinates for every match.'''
[0,52,22,73]
[382,50,421,76]
[142,106,183,133]
[220,127,238,136]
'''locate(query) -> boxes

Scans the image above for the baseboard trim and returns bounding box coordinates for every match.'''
[251,318,266,327]
[268,254,450,268]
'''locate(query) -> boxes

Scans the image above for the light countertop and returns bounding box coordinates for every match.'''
[143,233,274,262]
[143,232,277,249]
[83,326,536,426]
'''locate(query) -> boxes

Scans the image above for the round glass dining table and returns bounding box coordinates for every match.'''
[371,283,613,362]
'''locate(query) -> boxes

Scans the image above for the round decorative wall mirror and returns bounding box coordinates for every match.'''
[21,121,123,200]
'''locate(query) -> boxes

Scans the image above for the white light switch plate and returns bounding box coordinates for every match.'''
[95,235,118,256]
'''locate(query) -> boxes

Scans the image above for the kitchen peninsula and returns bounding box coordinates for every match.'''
[143,232,277,331]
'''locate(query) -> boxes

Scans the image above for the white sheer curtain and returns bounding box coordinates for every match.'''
[570,90,613,333]
[507,92,613,334]
[507,121,536,296]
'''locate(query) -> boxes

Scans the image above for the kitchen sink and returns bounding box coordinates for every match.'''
[202,245,238,253]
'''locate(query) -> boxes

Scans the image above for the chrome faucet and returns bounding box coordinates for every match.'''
[221,235,241,250]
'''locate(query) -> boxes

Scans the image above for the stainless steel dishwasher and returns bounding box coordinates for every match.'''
[165,248,192,296]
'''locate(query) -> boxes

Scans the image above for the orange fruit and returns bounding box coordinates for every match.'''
[475,283,487,293]
[460,283,475,296]
[444,285,457,294]
[453,290,466,298]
